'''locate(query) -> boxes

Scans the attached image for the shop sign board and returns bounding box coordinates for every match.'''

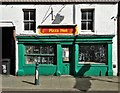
[37,27,78,35]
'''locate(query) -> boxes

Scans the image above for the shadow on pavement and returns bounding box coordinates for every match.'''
[91,77,119,83]
[74,77,91,92]
[22,80,35,85]
[74,64,91,92]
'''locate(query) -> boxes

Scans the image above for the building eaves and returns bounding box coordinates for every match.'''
[0,0,119,3]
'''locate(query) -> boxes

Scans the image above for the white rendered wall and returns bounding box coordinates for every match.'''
[0,3,118,75]
[0,4,73,74]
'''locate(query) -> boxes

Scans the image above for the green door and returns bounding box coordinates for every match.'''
[62,46,71,75]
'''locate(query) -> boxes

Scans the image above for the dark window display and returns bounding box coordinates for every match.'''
[79,44,107,64]
[25,45,55,64]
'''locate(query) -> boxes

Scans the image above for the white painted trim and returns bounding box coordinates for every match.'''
[0,21,14,27]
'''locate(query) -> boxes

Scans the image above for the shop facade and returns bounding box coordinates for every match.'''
[0,0,119,76]
[16,25,114,76]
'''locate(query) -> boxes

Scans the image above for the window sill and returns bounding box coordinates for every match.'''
[20,30,36,34]
[23,63,55,66]
[78,62,106,64]
[80,30,95,34]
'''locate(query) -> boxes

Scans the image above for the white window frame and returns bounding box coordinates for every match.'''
[23,9,36,33]
[81,9,95,33]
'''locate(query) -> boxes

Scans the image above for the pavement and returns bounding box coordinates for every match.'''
[0,74,120,93]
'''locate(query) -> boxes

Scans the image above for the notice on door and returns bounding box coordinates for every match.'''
[62,48,69,61]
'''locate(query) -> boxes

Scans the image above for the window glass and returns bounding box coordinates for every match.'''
[24,11,29,20]
[23,9,36,31]
[62,47,69,61]
[81,9,94,31]
[88,11,93,20]
[82,11,87,20]
[30,22,35,30]
[26,56,36,64]
[26,46,40,54]
[24,22,29,30]
[25,45,55,64]
[40,45,54,54]
[40,57,54,64]
[30,11,35,20]
[79,44,107,64]
[81,22,86,30]
[88,22,93,30]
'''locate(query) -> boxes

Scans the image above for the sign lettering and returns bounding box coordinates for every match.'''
[38,27,78,35]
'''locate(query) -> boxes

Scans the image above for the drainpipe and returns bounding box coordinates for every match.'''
[73,4,75,24]
[118,2,120,76]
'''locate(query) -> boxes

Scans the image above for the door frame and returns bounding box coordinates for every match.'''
[2,27,16,75]
[62,45,72,75]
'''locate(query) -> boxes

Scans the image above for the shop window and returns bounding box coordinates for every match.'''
[81,9,94,32]
[25,45,55,64]
[23,9,36,32]
[79,44,107,64]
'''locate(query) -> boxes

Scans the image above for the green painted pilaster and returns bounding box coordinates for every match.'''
[56,43,62,76]
[74,43,79,76]
[108,43,113,76]
[17,43,25,76]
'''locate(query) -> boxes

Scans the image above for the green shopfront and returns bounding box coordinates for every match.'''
[16,26,114,76]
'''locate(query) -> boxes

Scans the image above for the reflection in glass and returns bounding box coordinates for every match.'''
[26,56,36,64]
[82,11,87,20]
[30,11,35,20]
[30,22,35,30]
[88,22,93,30]
[25,45,55,64]
[88,11,93,20]
[26,45,54,54]
[24,11,29,20]
[23,9,35,31]
[24,22,29,30]
[79,45,107,64]
[81,22,86,30]
[81,9,94,31]
[26,56,54,64]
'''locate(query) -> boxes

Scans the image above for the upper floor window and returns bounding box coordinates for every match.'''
[81,9,94,32]
[23,9,36,32]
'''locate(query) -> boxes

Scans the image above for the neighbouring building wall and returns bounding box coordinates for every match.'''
[0,3,118,75]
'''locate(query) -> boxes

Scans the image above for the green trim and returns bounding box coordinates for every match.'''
[74,43,79,75]
[56,43,62,76]
[16,35,114,43]
[17,69,24,76]
[62,63,70,75]
[16,35,114,76]
[17,44,25,76]
[77,64,108,76]
[108,44,113,76]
